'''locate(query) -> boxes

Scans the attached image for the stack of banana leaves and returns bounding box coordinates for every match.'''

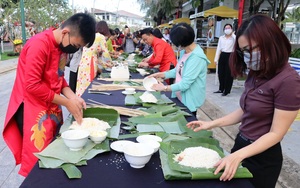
[34,108,120,179]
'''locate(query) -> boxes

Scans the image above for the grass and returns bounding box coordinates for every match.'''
[0,52,19,61]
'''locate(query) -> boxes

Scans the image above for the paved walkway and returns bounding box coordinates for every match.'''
[0,58,299,187]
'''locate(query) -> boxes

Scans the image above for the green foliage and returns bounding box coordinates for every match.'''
[291,48,300,58]
[285,7,300,22]
[1,0,72,33]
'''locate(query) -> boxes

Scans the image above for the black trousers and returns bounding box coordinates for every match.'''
[15,102,24,136]
[231,133,283,188]
[69,71,78,93]
[217,52,233,94]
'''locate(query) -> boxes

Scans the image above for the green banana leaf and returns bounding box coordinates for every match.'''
[61,164,82,179]
[60,107,120,139]
[158,121,185,134]
[142,104,178,115]
[35,138,97,165]
[136,124,165,133]
[113,80,142,86]
[161,138,252,180]
[99,72,111,78]
[134,54,144,63]
[35,138,110,179]
[125,92,174,106]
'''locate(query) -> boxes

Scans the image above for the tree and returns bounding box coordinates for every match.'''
[1,0,72,40]
[267,0,291,26]
[137,0,188,26]
[285,6,300,22]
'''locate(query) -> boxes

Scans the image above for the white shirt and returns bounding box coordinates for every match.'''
[69,48,83,73]
[214,33,236,62]
[163,34,171,42]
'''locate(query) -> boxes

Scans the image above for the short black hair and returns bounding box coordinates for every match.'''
[223,23,233,30]
[152,28,163,39]
[140,28,153,36]
[109,28,116,35]
[170,23,195,47]
[61,13,96,48]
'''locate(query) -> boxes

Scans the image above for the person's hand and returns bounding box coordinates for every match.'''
[148,72,165,79]
[138,61,149,68]
[213,152,243,181]
[151,82,165,91]
[66,96,86,125]
[141,58,148,63]
[186,120,213,131]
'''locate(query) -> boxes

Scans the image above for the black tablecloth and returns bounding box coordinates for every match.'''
[20,73,254,188]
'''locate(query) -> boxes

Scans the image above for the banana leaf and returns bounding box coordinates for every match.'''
[35,138,110,179]
[161,138,252,180]
[60,107,120,139]
[113,80,142,86]
[136,124,164,133]
[134,54,144,63]
[125,92,174,106]
[35,138,97,165]
[61,164,82,179]
[99,72,111,78]
[142,104,178,115]
[158,121,185,134]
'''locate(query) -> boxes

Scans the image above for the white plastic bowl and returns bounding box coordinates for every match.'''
[123,143,154,168]
[89,130,108,144]
[143,77,158,91]
[61,130,90,151]
[136,135,162,143]
[139,140,160,153]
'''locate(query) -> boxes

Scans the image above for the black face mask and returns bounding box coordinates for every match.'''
[59,33,79,53]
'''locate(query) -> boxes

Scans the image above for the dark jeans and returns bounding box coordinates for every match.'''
[231,133,282,188]
[167,64,175,85]
[218,52,233,94]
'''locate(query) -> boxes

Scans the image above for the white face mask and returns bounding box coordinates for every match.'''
[243,51,261,71]
[224,29,232,35]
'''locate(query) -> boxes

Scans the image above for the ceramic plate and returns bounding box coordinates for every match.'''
[110,140,135,153]
[136,135,162,143]
[143,77,158,91]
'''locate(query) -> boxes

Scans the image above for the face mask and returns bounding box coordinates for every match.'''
[59,33,79,53]
[224,29,232,35]
[243,51,261,71]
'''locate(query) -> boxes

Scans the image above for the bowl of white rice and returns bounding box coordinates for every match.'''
[61,129,90,151]
[123,142,154,168]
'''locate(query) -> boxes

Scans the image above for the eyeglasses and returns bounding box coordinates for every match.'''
[236,45,259,58]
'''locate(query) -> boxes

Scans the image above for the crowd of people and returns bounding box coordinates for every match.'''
[3,12,300,188]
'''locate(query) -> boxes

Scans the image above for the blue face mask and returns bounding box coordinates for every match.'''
[243,51,261,71]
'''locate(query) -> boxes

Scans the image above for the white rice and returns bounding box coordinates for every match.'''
[70,117,111,134]
[173,146,221,169]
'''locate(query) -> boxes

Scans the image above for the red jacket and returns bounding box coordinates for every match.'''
[3,29,67,176]
[148,37,177,72]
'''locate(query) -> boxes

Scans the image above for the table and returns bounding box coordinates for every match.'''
[20,72,254,188]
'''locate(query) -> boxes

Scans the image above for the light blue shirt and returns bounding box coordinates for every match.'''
[164,44,210,112]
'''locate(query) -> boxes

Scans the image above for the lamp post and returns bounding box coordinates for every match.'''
[20,0,26,45]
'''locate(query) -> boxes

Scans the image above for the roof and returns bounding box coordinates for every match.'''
[190,6,238,19]
[92,8,115,15]
[114,10,143,19]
